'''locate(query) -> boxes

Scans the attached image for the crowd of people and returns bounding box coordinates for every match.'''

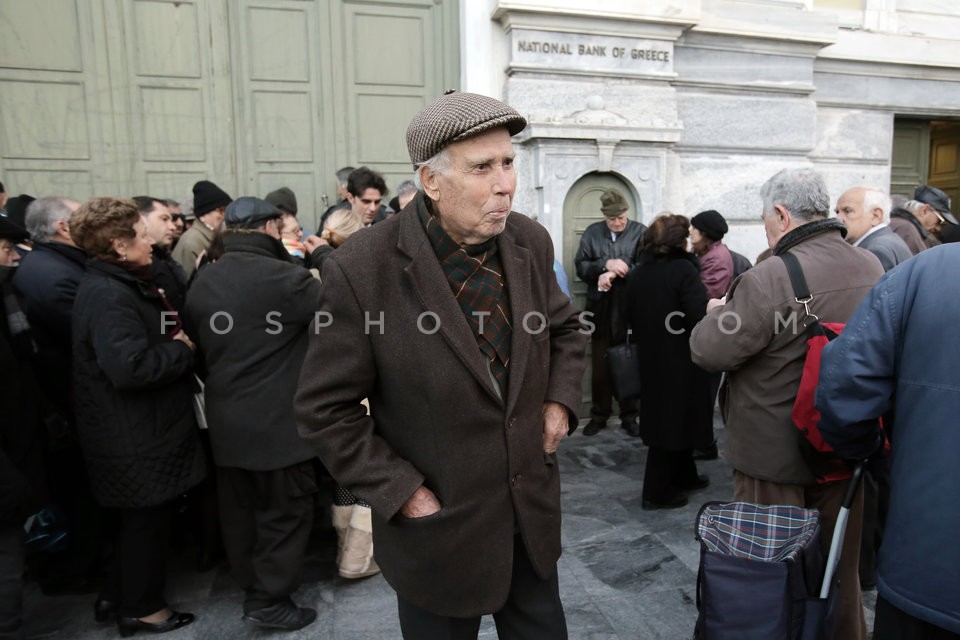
[1,90,958,640]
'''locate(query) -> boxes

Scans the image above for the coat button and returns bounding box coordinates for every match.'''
[511,474,522,487]
[507,417,516,429]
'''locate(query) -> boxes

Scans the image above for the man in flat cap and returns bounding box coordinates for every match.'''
[295,91,586,639]
[185,197,321,631]
[574,188,645,437]
[890,185,956,255]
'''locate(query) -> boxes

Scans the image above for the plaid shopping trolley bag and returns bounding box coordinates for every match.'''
[692,465,864,640]
[693,501,825,640]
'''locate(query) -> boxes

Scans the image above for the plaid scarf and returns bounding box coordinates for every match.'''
[419,199,512,391]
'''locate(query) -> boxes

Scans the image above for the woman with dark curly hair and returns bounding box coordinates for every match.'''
[70,197,206,636]
[623,214,713,510]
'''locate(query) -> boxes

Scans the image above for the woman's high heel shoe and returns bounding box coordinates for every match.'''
[116,611,195,637]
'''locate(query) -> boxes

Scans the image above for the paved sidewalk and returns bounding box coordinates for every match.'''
[21,416,875,639]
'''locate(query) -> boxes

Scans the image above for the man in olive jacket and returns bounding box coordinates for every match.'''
[295,92,586,639]
[689,168,884,640]
[185,197,320,631]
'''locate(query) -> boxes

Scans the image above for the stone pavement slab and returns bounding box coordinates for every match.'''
[21,417,874,639]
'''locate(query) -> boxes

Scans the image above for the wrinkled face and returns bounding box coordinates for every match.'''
[349,187,383,225]
[918,204,946,232]
[604,212,628,234]
[0,238,19,267]
[424,127,516,246]
[143,202,176,249]
[115,218,154,267]
[835,188,878,243]
[280,213,302,241]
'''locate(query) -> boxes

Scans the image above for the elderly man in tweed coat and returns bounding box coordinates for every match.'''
[295,92,587,640]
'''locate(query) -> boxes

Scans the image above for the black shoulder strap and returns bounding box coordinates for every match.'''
[779,252,810,300]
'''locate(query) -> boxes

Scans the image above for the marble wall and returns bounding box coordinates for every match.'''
[483,0,960,263]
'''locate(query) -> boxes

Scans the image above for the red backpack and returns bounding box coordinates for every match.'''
[780,253,886,483]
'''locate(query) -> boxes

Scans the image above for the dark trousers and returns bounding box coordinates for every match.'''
[694,372,723,450]
[0,523,25,640]
[860,467,890,588]
[100,501,175,619]
[397,535,567,640]
[217,462,316,613]
[874,594,960,640]
[642,447,698,503]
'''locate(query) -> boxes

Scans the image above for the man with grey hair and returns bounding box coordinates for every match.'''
[318,166,356,228]
[389,179,419,214]
[295,91,586,639]
[835,186,912,272]
[690,168,884,640]
[13,196,83,354]
[12,196,107,595]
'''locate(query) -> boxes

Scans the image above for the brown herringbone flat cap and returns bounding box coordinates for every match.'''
[406,90,527,167]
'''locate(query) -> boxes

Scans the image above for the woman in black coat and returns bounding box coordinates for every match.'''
[623,214,713,509]
[70,197,205,636]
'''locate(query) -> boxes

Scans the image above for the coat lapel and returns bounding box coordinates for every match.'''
[499,223,533,417]
[397,207,504,404]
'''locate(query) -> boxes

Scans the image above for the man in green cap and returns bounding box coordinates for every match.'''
[574,188,646,436]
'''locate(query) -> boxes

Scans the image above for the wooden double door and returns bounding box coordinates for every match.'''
[0,0,459,229]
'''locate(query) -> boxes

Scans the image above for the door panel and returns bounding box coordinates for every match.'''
[929,122,960,208]
[0,0,458,217]
[334,0,457,193]
[891,119,930,198]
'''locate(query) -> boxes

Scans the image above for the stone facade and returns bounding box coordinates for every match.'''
[463,0,960,263]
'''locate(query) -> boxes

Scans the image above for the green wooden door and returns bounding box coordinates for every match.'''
[891,119,931,198]
[0,0,458,231]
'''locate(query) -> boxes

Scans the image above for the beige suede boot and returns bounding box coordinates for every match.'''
[338,505,380,579]
[331,505,353,566]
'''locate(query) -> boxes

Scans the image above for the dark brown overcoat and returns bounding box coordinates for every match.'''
[294,196,586,617]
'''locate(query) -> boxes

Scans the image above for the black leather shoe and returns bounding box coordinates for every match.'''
[242,602,317,631]
[94,598,116,623]
[117,611,195,637]
[582,420,606,436]
[642,495,688,510]
[679,475,710,491]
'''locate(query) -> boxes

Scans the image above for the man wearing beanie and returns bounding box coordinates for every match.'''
[574,187,645,437]
[172,180,232,278]
[185,197,321,631]
[296,91,586,639]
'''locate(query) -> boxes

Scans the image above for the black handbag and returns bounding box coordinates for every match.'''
[606,332,641,402]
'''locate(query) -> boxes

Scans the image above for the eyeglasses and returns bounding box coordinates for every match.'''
[929,207,947,226]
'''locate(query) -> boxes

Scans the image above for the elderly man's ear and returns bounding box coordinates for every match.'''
[418,167,441,201]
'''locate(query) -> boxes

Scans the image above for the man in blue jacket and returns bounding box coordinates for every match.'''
[816,244,960,638]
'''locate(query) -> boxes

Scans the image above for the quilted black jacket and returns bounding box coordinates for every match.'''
[72,260,206,508]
